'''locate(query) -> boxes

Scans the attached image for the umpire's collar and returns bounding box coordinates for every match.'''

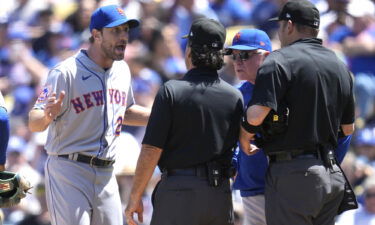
[184,67,219,80]
[291,38,323,46]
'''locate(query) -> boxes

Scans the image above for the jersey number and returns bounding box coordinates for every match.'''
[115,116,123,136]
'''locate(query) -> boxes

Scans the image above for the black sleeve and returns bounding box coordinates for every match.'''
[341,72,355,124]
[142,84,172,149]
[249,53,289,111]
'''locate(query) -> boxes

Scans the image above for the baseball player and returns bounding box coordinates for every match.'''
[228,28,353,225]
[0,91,9,172]
[228,28,271,225]
[28,5,150,225]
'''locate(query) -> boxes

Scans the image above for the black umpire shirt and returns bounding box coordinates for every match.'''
[250,38,355,153]
[142,67,244,169]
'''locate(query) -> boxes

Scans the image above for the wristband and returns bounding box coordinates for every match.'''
[241,115,261,134]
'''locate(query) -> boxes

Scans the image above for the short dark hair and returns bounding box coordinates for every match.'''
[190,45,224,70]
[294,23,319,37]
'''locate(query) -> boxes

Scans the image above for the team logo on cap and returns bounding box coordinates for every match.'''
[234,32,241,42]
[260,41,265,46]
[116,7,125,16]
[286,13,291,19]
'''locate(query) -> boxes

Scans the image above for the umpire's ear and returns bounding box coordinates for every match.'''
[184,45,193,70]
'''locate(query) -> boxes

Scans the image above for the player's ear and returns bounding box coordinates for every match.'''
[92,29,102,42]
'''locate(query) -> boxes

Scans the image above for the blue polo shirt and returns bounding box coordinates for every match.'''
[233,81,268,197]
[232,81,352,197]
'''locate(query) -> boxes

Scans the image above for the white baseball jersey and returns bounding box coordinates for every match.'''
[33,50,134,160]
[0,92,5,109]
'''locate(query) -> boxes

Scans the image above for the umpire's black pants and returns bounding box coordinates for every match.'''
[150,174,234,225]
[265,157,345,225]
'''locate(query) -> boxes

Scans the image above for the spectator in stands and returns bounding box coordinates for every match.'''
[336,175,375,225]
[328,0,375,125]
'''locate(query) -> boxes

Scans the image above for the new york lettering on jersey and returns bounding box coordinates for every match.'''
[32,51,134,156]
[71,89,127,114]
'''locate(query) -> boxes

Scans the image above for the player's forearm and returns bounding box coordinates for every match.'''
[123,105,151,126]
[28,109,52,132]
[129,144,162,201]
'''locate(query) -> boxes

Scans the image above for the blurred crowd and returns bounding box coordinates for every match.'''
[0,0,374,224]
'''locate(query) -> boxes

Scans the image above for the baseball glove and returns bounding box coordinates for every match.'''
[0,171,32,208]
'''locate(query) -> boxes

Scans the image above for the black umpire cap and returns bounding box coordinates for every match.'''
[269,0,320,29]
[183,17,226,50]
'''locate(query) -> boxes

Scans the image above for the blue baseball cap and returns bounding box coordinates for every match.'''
[226,29,272,53]
[89,5,140,32]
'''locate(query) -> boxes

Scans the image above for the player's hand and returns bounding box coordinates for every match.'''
[125,198,144,225]
[239,126,259,155]
[44,91,65,122]
[248,144,260,155]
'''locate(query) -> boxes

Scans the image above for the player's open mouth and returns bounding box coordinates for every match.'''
[115,45,126,52]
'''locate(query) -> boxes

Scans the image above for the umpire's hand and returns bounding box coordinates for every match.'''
[125,198,144,225]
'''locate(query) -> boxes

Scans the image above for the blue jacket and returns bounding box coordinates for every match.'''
[232,81,352,197]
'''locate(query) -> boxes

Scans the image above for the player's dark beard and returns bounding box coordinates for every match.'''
[101,42,126,61]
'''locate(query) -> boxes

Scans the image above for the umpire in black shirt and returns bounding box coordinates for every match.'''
[126,17,243,225]
[239,0,355,225]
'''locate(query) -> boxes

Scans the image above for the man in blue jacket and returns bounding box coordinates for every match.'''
[228,28,352,225]
[228,28,271,225]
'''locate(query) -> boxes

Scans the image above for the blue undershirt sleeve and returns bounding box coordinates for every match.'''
[0,107,9,165]
[335,135,352,164]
